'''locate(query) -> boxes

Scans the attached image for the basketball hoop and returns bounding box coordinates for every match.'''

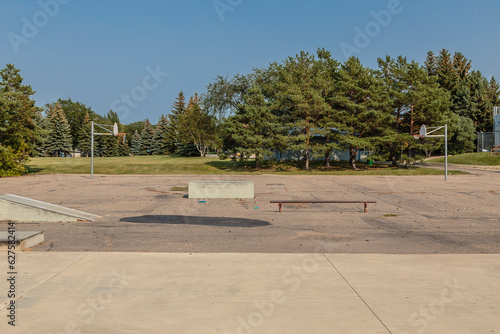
[419,124,448,181]
[419,125,426,139]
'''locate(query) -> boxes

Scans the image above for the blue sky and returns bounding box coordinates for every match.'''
[1,0,499,124]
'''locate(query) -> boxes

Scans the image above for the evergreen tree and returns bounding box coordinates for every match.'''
[224,86,285,169]
[332,57,394,170]
[269,51,332,170]
[0,64,40,176]
[452,52,472,80]
[45,103,72,157]
[165,92,186,154]
[152,115,169,155]
[378,56,450,164]
[48,98,98,152]
[77,112,92,157]
[489,77,500,107]
[140,119,154,155]
[437,49,459,93]
[118,137,130,156]
[424,51,438,76]
[101,136,119,157]
[130,130,141,155]
[106,110,120,124]
[123,121,145,148]
[32,114,51,157]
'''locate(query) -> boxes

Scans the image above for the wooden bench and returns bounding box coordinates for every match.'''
[269,200,377,213]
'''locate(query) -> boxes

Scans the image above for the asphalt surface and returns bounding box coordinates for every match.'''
[1,170,500,253]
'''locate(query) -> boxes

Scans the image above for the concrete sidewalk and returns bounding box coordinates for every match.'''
[1,253,498,333]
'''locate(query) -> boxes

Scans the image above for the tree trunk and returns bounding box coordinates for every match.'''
[349,148,358,170]
[255,153,260,170]
[391,153,398,166]
[305,150,309,170]
[325,152,330,168]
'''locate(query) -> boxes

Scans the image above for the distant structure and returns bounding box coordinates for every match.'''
[477,107,500,152]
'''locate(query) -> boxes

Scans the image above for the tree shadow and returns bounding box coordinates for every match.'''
[120,215,271,228]
[25,165,43,174]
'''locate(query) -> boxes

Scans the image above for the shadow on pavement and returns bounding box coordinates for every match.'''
[120,215,271,227]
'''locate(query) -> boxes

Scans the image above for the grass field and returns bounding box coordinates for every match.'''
[429,153,500,166]
[25,156,467,176]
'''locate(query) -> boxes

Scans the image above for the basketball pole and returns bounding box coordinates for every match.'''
[420,124,448,181]
[90,122,117,180]
[445,124,448,181]
[91,121,94,179]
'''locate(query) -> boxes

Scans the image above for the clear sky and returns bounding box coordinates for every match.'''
[1,0,499,124]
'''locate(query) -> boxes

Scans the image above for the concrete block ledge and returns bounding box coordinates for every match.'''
[189,181,254,199]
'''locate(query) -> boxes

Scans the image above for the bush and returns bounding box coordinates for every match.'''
[0,144,29,177]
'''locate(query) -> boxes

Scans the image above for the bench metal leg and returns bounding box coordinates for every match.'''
[364,202,367,213]
[278,203,282,213]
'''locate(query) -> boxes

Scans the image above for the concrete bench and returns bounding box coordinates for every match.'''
[189,181,254,199]
[269,200,377,213]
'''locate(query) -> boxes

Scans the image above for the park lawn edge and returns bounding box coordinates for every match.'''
[24,156,469,176]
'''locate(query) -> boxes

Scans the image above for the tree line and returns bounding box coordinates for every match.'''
[206,48,499,169]
[1,48,499,176]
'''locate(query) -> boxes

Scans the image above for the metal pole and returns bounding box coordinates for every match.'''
[91,121,94,179]
[445,124,448,181]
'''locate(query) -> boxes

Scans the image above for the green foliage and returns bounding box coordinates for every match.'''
[269,50,333,169]
[0,143,29,176]
[123,121,145,147]
[223,86,285,168]
[165,92,186,154]
[178,93,217,157]
[152,115,169,155]
[130,130,141,155]
[77,113,92,157]
[203,74,254,120]
[45,103,73,157]
[47,98,99,149]
[139,119,155,155]
[333,57,394,169]
[0,64,40,175]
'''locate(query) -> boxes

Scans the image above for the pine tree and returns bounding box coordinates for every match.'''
[165,92,186,154]
[224,86,285,169]
[140,119,155,155]
[118,137,130,156]
[452,52,472,80]
[152,115,169,155]
[270,51,332,170]
[77,112,92,157]
[32,114,50,157]
[437,49,458,93]
[51,98,97,152]
[0,64,40,175]
[332,57,394,170]
[489,77,500,107]
[45,103,72,157]
[424,51,438,76]
[130,130,141,155]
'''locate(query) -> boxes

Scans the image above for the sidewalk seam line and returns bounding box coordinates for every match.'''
[322,254,392,334]
[0,253,90,310]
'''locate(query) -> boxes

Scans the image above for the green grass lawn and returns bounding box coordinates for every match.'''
[428,153,500,166]
[25,155,467,176]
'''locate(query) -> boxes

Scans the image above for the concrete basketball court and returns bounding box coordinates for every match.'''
[0,171,499,253]
[0,170,499,333]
